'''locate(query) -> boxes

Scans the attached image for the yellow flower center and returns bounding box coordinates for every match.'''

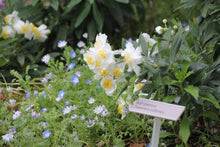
[94,40,99,46]
[100,69,110,77]
[20,24,29,34]
[96,61,101,67]
[4,15,9,24]
[123,53,131,64]
[1,30,9,39]
[118,104,123,114]
[103,79,113,88]
[86,56,94,65]
[135,83,144,91]
[113,68,121,78]
[98,50,106,59]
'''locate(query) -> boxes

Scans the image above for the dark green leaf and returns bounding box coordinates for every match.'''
[201,111,220,121]
[108,2,124,26]
[163,95,179,103]
[143,62,156,74]
[0,56,9,67]
[63,0,82,15]
[0,38,17,48]
[201,94,220,109]
[31,0,39,6]
[75,3,91,28]
[92,2,103,31]
[50,0,59,11]
[87,20,97,41]
[115,0,129,3]
[17,53,25,66]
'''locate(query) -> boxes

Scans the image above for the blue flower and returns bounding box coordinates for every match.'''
[71,50,76,59]
[42,77,48,83]
[67,63,75,70]
[41,108,47,112]
[43,92,46,98]
[0,120,2,123]
[57,40,67,48]
[148,58,155,63]
[74,136,79,141]
[33,90,38,95]
[58,90,65,99]
[182,22,187,27]
[71,75,79,85]
[126,39,132,44]
[86,78,91,84]
[147,142,151,147]
[43,130,51,138]
[26,91,30,99]
[96,84,99,89]
[65,101,69,105]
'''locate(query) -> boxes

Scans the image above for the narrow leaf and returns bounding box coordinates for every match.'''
[75,3,91,28]
[17,53,25,66]
[201,94,220,109]
[63,0,82,15]
[50,0,59,11]
[115,0,129,3]
[31,0,39,6]
[92,2,103,31]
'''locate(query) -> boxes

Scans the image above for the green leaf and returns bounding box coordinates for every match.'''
[138,33,148,57]
[179,118,191,145]
[184,85,199,100]
[160,131,175,138]
[63,0,82,15]
[143,62,156,74]
[88,0,94,4]
[92,2,103,31]
[50,0,59,11]
[0,56,9,67]
[0,38,17,48]
[108,2,124,26]
[31,0,39,6]
[87,20,97,41]
[115,0,129,3]
[163,95,179,103]
[53,25,67,49]
[75,3,91,28]
[17,53,25,66]
[200,111,220,121]
[201,94,220,109]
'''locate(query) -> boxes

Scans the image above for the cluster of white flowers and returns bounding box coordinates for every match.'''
[1,11,49,42]
[84,33,158,96]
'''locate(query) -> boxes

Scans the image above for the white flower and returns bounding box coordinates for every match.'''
[77,41,85,48]
[41,54,51,64]
[4,11,20,25]
[57,40,67,48]
[94,105,105,114]
[31,24,49,42]
[100,76,117,96]
[2,133,14,142]
[63,105,76,114]
[82,32,88,38]
[12,111,21,120]
[141,33,158,56]
[1,25,16,39]
[121,42,143,76]
[13,19,25,34]
[9,99,16,106]
[88,97,95,104]
[155,26,163,34]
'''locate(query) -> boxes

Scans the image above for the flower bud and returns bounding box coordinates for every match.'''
[173,25,178,30]
[163,19,167,24]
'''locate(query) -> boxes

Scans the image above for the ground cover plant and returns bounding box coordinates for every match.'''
[0,0,220,146]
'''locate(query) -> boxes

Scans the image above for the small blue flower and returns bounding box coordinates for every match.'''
[57,40,67,48]
[26,91,30,99]
[71,75,79,85]
[71,50,76,59]
[147,142,151,147]
[177,65,181,69]
[182,22,187,27]
[86,78,91,84]
[67,63,75,70]
[96,84,99,89]
[41,108,47,112]
[33,90,38,95]
[42,77,48,83]
[43,129,51,138]
[126,39,132,44]
[74,136,79,141]
[178,21,181,26]
[0,120,2,123]
[148,58,155,63]
[58,90,65,101]
[65,101,69,105]
[43,92,46,98]
[114,28,120,33]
